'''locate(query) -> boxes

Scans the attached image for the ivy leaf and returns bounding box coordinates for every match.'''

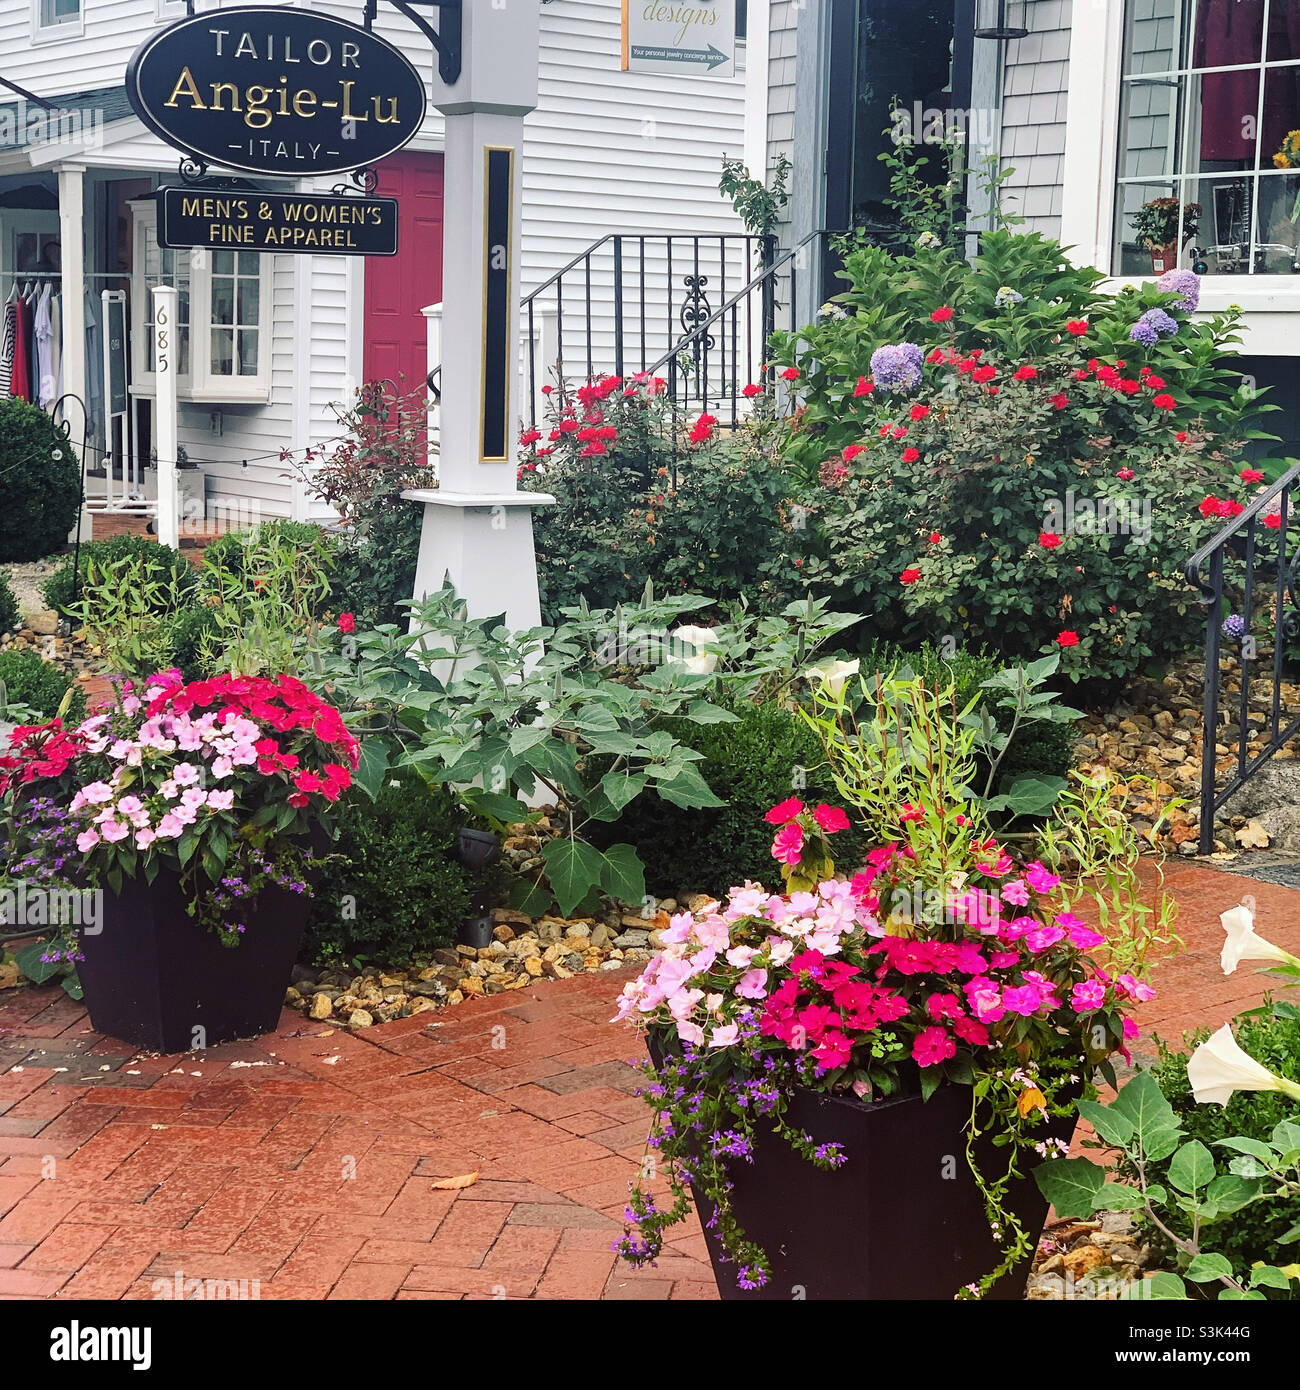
[1032,1157,1106,1220]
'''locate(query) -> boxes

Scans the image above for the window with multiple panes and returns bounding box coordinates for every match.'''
[35,0,80,29]
[131,205,270,401]
[1115,0,1300,276]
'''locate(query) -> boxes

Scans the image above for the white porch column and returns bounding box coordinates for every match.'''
[56,165,86,439]
[403,2,553,633]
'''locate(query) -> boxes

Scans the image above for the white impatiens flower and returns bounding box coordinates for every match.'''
[806,658,860,697]
[1219,902,1300,976]
[671,625,718,675]
[1187,1024,1300,1107]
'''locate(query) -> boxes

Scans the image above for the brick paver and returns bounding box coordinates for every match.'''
[0,857,1294,1300]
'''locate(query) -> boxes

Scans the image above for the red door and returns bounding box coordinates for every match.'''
[363,153,445,393]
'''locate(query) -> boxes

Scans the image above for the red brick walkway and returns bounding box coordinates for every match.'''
[0,858,1296,1301]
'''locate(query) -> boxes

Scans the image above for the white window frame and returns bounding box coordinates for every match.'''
[155,0,190,21]
[1062,1,1300,353]
[130,203,272,405]
[31,0,83,43]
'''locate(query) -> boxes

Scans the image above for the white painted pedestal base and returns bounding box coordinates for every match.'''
[403,489,555,631]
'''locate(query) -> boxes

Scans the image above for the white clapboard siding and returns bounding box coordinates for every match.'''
[999,0,1073,237]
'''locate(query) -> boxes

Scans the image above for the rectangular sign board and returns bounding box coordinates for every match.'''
[622,0,736,78]
[156,187,399,256]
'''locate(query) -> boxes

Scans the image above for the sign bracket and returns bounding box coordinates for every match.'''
[363,0,462,87]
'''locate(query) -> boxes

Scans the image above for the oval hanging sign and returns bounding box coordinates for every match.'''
[126,6,426,176]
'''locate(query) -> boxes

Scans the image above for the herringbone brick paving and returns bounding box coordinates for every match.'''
[0,858,1295,1299]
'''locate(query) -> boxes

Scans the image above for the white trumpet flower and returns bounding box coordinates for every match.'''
[1219,903,1300,976]
[806,658,860,697]
[671,625,718,675]
[1187,1024,1300,1107]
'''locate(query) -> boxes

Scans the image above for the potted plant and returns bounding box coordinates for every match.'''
[0,669,358,1051]
[615,675,1165,1300]
[1132,196,1201,274]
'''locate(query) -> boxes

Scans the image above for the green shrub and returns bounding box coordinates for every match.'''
[302,769,474,968]
[200,520,337,608]
[164,604,222,681]
[0,397,81,562]
[332,507,422,629]
[0,572,20,636]
[0,649,85,721]
[1136,1006,1300,1272]
[593,698,860,897]
[862,641,1077,785]
[42,535,192,618]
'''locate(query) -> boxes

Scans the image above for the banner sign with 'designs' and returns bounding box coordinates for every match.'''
[156,187,399,256]
[622,1,736,78]
[127,5,425,176]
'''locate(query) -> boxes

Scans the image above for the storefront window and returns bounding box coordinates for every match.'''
[131,205,269,401]
[1115,0,1300,276]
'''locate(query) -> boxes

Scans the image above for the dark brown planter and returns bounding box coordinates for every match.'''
[78,868,313,1054]
[648,1034,1075,1300]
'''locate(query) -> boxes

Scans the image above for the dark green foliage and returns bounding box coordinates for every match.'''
[0,648,85,721]
[302,770,474,968]
[0,572,20,636]
[0,397,81,562]
[594,699,860,897]
[165,604,222,681]
[332,505,423,628]
[41,534,193,617]
[1137,1008,1300,1271]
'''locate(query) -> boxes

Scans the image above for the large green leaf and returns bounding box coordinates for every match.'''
[598,770,648,816]
[599,844,646,908]
[1077,1098,1134,1149]
[1110,1072,1183,1157]
[1184,1252,1233,1284]
[352,737,391,802]
[1203,1173,1263,1214]
[509,876,552,918]
[461,789,529,823]
[10,940,63,985]
[540,838,607,917]
[1032,1157,1107,1219]
[652,762,726,810]
[1168,1140,1215,1194]
[986,773,1065,817]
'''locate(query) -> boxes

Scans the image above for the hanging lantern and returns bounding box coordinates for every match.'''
[974,0,1029,40]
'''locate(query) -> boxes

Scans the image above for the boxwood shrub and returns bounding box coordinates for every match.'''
[0,648,85,721]
[0,397,81,562]
[302,769,474,969]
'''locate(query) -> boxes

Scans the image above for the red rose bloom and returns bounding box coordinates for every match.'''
[1013,364,1038,381]
[1038,531,1063,549]
[1066,319,1088,335]
[742,383,763,397]
[928,531,943,544]
[781,367,800,381]
[853,376,874,396]
[930,305,954,322]
[843,444,865,461]
[900,567,922,585]
[1116,468,1135,481]
[337,612,356,635]
[1049,393,1068,410]
[901,447,921,463]
[909,403,930,420]
[1057,630,1080,648]
[1240,468,1264,483]
[1152,393,1176,410]
[1264,513,1282,530]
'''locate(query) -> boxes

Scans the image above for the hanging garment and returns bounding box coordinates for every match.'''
[0,299,15,397]
[83,289,102,442]
[34,285,56,410]
[50,292,62,406]
[10,295,33,402]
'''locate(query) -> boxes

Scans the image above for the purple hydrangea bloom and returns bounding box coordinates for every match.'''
[1130,307,1179,345]
[1221,614,1247,642]
[1129,319,1159,347]
[870,341,924,393]
[1156,269,1200,314]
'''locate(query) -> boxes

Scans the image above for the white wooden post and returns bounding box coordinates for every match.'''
[534,301,557,427]
[403,2,553,633]
[422,300,443,475]
[57,165,87,484]
[152,285,180,549]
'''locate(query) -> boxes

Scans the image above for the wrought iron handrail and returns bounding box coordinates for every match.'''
[518,231,776,429]
[646,227,830,419]
[1186,458,1300,854]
